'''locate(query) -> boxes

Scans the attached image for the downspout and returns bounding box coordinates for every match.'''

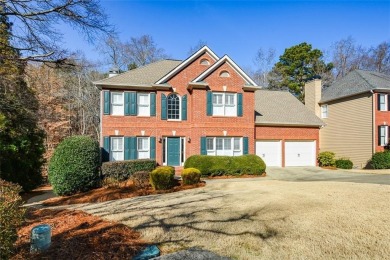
[371,90,375,158]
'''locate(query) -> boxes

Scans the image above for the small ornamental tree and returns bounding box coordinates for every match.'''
[48,136,100,196]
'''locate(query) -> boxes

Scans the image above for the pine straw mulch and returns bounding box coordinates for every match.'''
[205,173,267,179]
[42,180,206,206]
[11,208,146,260]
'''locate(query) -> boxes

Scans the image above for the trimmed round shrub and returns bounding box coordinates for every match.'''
[48,136,100,196]
[317,151,336,167]
[370,151,390,169]
[335,158,353,169]
[150,166,175,190]
[181,168,201,185]
[184,154,266,177]
[0,179,25,259]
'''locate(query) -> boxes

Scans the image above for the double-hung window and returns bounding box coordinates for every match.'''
[321,104,328,118]
[137,137,150,159]
[111,137,124,161]
[379,126,388,146]
[379,94,387,111]
[206,137,242,156]
[137,93,150,116]
[111,92,124,115]
[212,92,237,116]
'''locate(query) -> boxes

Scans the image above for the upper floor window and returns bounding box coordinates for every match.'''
[219,70,230,77]
[200,59,210,65]
[378,94,387,111]
[137,93,150,116]
[321,104,328,118]
[111,92,124,116]
[167,94,180,120]
[213,92,237,116]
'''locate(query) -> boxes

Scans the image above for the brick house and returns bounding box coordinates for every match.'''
[305,70,390,168]
[94,46,324,169]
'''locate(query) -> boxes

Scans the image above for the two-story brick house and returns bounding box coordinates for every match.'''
[95,46,324,169]
[305,70,390,168]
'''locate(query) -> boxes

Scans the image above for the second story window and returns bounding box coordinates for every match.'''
[213,92,237,116]
[321,104,328,118]
[167,94,180,120]
[378,94,387,111]
[137,93,150,116]
[111,92,124,116]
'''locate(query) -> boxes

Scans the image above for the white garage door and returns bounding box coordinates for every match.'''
[285,141,316,166]
[256,140,282,167]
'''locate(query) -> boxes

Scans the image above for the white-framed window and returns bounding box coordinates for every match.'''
[219,70,230,77]
[379,94,387,111]
[111,92,124,115]
[111,137,124,161]
[137,93,150,116]
[137,137,150,159]
[321,104,328,118]
[379,126,388,146]
[206,137,242,156]
[200,59,210,65]
[167,94,181,120]
[212,92,237,116]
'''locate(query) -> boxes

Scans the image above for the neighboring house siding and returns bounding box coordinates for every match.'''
[374,93,390,152]
[320,93,373,168]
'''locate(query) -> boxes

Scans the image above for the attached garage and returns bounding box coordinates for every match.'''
[285,141,316,166]
[256,140,282,167]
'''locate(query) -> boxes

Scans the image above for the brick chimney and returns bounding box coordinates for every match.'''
[304,79,322,117]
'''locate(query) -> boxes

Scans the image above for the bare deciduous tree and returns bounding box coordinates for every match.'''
[251,47,276,87]
[187,40,207,56]
[97,35,128,72]
[365,41,390,74]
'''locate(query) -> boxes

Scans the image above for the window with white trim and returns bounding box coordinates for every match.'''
[206,137,242,156]
[219,71,230,77]
[111,92,124,115]
[379,94,387,111]
[321,104,328,118]
[137,93,150,116]
[379,126,388,146]
[200,59,210,65]
[212,92,237,116]
[137,137,150,159]
[167,94,180,120]
[111,137,124,161]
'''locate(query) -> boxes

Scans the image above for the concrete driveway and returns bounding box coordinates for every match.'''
[264,167,390,185]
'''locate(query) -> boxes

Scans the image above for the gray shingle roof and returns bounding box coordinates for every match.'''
[255,90,324,127]
[321,70,390,103]
[94,59,182,86]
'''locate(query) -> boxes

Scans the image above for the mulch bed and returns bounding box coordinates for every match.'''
[321,166,338,170]
[205,173,267,179]
[11,208,146,260]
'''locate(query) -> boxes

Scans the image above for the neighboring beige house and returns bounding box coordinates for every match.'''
[305,70,390,168]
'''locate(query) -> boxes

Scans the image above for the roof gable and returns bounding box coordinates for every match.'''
[192,55,258,87]
[155,46,219,84]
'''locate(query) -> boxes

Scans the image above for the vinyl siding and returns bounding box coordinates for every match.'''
[320,93,373,168]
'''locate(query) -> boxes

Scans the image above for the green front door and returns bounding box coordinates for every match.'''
[167,137,181,166]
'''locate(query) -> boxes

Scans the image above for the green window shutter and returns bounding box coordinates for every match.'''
[206,91,212,116]
[103,91,110,115]
[237,93,243,117]
[150,137,156,159]
[102,137,110,162]
[124,92,130,115]
[200,137,207,155]
[130,92,137,116]
[243,137,249,155]
[150,93,156,116]
[130,137,137,159]
[124,137,130,160]
[182,94,187,120]
[161,93,167,120]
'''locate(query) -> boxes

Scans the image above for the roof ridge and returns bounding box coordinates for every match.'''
[355,70,375,89]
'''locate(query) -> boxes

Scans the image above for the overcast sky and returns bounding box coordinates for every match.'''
[60,0,390,71]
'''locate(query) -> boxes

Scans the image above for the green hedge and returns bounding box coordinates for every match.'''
[335,158,353,169]
[101,159,156,181]
[370,151,390,169]
[317,151,336,167]
[150,166,175,190]
[181,168,201,185]
[48,136,100,196]
[184,154,266,177]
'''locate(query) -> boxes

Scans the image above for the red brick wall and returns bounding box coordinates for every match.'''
[374,93,390,152]
[255,126,320,166]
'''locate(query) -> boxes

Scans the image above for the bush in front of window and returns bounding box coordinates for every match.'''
[335,158,353,169]
[48,136,100,196]
[150,166,175,190]
[370,151,390,169]
[101,159,156,181]
[181,168,201,185]
[184,155,266,177]
[317,151,336,167]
